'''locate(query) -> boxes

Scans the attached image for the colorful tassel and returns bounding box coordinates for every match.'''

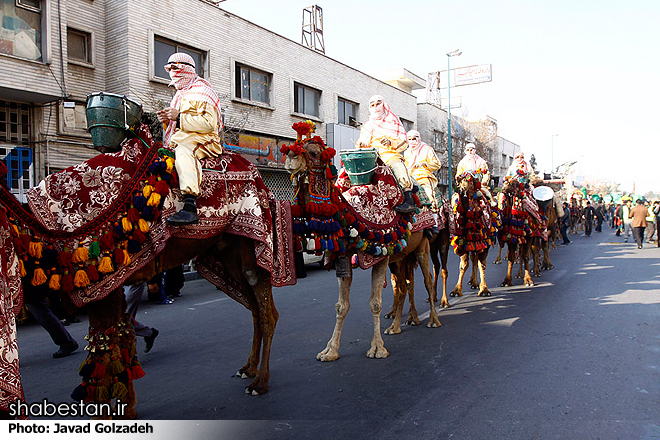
[61,272,74,293]
[18,259,26,278]
[31,266,47,286]
[121,217,132,233]
[72,243,89,264]
[98,255,114,274]
[138,219,150,233]
[88,239,101,260]
[73,269,90,288]
[147,192,161,207]
[86,263,100,283]
[28,240,43,259]
[48,273,61,290]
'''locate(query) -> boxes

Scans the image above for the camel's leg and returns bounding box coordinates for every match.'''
[416,246,441,328]
[405,261,422,326]
[366,259,389,359]
[244,269,278,395]
[522,242,535,287]
[437,229,451,308]
[477,250,491,297]
[501,244,515,287]
[430,241,440,304]
[493,243,503,264]
[469,252,479,289]
[385,262,407,334]
[542,240,554,270]
[317,266,352,362]
[450,254,469,297]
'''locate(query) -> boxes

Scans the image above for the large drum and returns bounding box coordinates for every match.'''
[533,185,554,211]
[86,92,143,153]
[339,148,378,186]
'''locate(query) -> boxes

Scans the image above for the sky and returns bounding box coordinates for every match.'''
[219,0,660,194]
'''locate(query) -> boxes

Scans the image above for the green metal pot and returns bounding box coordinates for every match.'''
[86,92,143,153]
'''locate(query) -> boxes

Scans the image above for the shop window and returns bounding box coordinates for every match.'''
[293,83,320,118]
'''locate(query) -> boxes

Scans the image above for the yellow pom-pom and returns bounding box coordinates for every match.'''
[72,244,89,264]
[138,219,150,233]
[31,267,47,286]
[121,249,131,266]
[142,184,154,198]
[73,269,90,288]
[28,241,43,259]
[19,259,27,278]
[49,273,61,290]
[98,255,114,274]
[147,192,161,207]
[165,157,175,173]
[11,224,19,236]
[121,217,132,233]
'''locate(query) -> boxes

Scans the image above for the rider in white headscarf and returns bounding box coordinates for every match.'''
[157,52,223,225]
[356,95,415,213]
[404,130,443,231]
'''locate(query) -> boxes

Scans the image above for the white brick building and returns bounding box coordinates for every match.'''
[0,0,418,201]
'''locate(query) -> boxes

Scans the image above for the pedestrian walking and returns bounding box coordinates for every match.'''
[630,199,648,249]
[560,202,571,245]
[124,283,160,353]
[583,201,595,236]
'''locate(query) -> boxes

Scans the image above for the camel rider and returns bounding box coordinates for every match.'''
[505,150,542,222]
[404,130,443,232]
[157,52,223,226]
[356,95,416,213]
[455,143,494,205]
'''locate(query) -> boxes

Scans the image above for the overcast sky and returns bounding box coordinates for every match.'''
[220,0,660,194]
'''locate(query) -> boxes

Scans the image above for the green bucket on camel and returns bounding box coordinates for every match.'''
[339,148,378,186]
[86,92,143,153]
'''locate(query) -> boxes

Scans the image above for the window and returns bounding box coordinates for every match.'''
[235,64,271,105]
[153,37,205,79]
[294,83,320,118]
[432,130,445,151]
[0,100,31,145]
[338,97,357,125]
[0,0,44,61]
[67,28,92,64]
[400,118,414,133]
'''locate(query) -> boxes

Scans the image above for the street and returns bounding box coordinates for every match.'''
[15,229,660,439]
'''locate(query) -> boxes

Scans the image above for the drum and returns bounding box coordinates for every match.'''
[340,148,378,186]
[533,185,554,211]
[86,92,143,153]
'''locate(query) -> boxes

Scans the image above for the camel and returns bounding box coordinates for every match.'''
[2,125,283,419]
[449,175,494,299]
[530,195,558,276]
[498,178,534,287]
[283,135,441,362]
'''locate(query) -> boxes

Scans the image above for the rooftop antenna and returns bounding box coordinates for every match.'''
[302,5,325,53]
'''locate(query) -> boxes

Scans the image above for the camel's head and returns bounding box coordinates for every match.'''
[456,171,480,195]
[282,121,336,181]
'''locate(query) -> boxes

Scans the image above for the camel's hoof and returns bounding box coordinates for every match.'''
[366,347,389,359]
[478,290,492,297]
[493,260,501,264]
[440,302,451,309]
[449,291,463,297]
[383,312,394,319]
[317,349,339,362]
[470,284,479,290]
[384,326,402,335]
[406,317,421,326]
[501,282,512,287]
[427,320,442,328]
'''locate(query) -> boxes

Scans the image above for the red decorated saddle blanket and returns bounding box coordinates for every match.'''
[21,126,294,307]
[335,165,434,269]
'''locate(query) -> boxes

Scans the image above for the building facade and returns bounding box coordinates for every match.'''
[0,0,418,201]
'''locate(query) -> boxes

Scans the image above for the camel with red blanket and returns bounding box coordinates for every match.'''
[283,123,441,362]
[1,125,293,418]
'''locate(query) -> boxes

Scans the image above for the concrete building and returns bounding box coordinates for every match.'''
[0,0,419,202]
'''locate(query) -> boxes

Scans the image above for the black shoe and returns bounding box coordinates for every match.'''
[167,209,199,225]
[144,328,159,353]
[53,342,79,358]
[395,190,416,213]
[158,298,174,305]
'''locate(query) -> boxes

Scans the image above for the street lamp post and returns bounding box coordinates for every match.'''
[551,134,556,175]
[446,49,461,200]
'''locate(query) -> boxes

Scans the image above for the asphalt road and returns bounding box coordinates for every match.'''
[15,228,660,439]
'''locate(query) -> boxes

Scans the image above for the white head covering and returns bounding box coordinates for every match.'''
[163,53,222,145]
[362,95,407,141]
